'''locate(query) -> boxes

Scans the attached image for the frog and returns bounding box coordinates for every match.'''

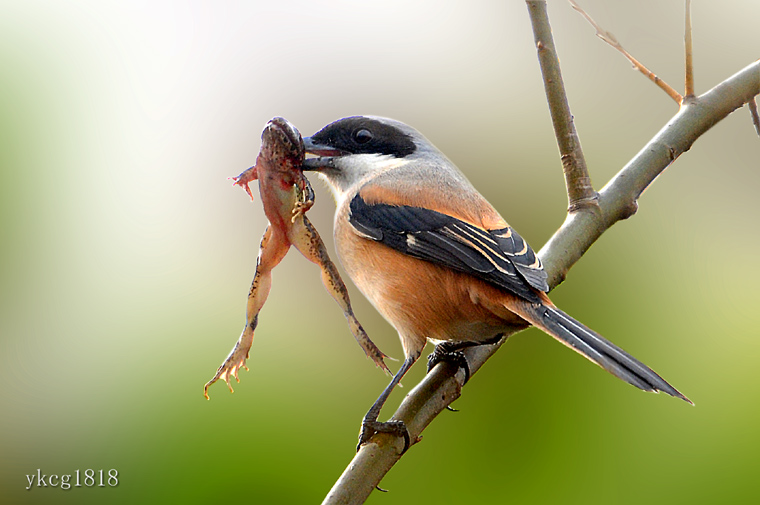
[204,117,391,399]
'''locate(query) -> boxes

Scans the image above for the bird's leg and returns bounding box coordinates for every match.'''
[427,333,505,385]
[358,354,418,454]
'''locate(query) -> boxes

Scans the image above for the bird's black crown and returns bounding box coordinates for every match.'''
[310,116,417,158]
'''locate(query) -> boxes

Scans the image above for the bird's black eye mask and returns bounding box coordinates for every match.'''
[309,117,417,158]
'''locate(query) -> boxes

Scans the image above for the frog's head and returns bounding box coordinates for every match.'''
[261,117,304,164]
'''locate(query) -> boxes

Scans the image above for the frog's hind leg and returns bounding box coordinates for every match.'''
[290,216,391,374]
[204,225,290,398]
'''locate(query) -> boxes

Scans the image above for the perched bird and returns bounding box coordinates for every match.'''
[302,115,690,451]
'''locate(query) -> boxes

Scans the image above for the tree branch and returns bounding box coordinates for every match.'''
[527,0,598,213]
[321,19,760,505]
[539,60,760,287]
[684,0,695,97]
[569,0,683,104]
[749,97,760,137]
[323,341,504,505]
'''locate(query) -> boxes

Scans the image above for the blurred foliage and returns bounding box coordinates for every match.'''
[1,1,759,504]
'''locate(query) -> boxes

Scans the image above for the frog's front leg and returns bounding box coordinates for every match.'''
[231,165,260,201]
[204,225,290,398]
[291,176,315,223]
[289,215,391,374]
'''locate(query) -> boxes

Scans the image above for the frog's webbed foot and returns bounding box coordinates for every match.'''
[204,323,256,399]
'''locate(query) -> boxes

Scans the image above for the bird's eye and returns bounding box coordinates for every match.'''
[353,128,373,144]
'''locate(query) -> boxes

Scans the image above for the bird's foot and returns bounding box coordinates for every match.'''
[358,420,411,454]
[427,343,471,385]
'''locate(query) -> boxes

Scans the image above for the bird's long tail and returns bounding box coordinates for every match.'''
[514,300,692,404]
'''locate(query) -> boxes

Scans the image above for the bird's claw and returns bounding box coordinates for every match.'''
[427,346,471,385]
[357,420,411,455]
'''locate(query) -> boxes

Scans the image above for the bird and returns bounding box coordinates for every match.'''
[301,115,691,451]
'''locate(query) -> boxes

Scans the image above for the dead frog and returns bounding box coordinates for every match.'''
[204,117,391,399]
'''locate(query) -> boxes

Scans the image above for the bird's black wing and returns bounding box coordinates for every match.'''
[349,195,692,404]
[348,194,548,303]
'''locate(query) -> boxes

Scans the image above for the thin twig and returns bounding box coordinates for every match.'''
[684,0,695,97]
[527,0,599,214]
[749,97,760,137]
[568,0,683,104]
[322,59,760,505]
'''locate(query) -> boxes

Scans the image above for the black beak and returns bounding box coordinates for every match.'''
[303,137,345,156]
[302,137,345,171]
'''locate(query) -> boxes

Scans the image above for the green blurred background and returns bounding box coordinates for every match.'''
[1,0,758,503]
